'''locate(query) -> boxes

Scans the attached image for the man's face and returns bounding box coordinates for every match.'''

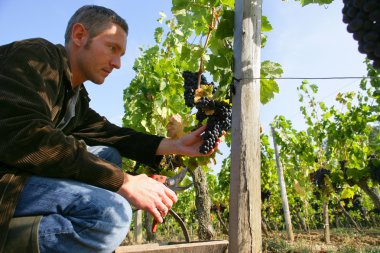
[76,23,127,85]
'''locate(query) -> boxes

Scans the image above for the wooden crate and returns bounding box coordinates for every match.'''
[116,240,228,253]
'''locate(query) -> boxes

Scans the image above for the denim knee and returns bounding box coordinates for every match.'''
[94,192,132,251]
[21,177,134,253]
[87,145,122,168]
[39,191,132,253]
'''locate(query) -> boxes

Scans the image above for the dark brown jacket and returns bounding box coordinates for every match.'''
[0,38,163,248]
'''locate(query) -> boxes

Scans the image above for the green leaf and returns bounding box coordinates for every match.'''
[322,112,331,120]
[297,0,334,6]
[180,45,191,60]
[261,16,272,33]
[319,102,326,111]
[310,84,318,94]
[340,187,355,199]
[157,12,167,24]
[261,79,279,104]
[159,80,167,91]
[260,60,282,104]
[140,119,149,131]
[222,0,234,8]
[154,27,163,44]
[261,60,283,78]
[215,10,234,39]
[171,0,190,11]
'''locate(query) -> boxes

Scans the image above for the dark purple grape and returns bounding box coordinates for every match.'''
[347,18,363,33]
[310,168,331,189]
[342,0,380,69]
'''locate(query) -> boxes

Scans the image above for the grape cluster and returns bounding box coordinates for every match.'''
[368,155,380,183]
[182,70,232,154]
[261,189,271,203]
[310,168,331,189]
[196,98,232,154]
[353,194,364,210]
[182,71,209,107]
[342,0,380,69]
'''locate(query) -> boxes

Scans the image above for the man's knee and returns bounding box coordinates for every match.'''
[39,190,132,253]
[90,193,132,250]
[73,187,132,230]
[87,145,122,168]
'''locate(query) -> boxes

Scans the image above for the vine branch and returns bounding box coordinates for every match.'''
[197,6,221,88]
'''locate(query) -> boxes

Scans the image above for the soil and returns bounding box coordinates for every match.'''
[121,228,380,252]
[263,228,380,253]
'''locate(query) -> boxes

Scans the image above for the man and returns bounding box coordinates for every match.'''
[0,5,218,253]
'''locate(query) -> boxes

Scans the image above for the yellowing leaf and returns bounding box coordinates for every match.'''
[294,179,303,195]
[194,85,214,103]
[204,108,215,116]
[166,114,185,139]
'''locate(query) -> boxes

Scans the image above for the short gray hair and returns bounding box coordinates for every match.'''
[65,5,128,45]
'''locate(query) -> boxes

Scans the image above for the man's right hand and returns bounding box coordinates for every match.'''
[117,173,178,223]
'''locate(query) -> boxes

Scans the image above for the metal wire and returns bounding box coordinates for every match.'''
[235,76,380,80]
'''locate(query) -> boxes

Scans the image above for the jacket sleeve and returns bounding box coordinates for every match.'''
[0,39,123,192]
[71,106,165,169]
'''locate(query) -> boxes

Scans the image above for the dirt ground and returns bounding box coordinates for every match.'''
[121,227,380,252]
[263,228,380,253]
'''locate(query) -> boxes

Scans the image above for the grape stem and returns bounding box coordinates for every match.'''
[197,6,221,89]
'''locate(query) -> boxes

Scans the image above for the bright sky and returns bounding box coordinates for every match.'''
[0,0,367,139]
[262,1,367,133]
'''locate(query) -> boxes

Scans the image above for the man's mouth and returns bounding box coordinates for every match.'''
[102,69,112,76]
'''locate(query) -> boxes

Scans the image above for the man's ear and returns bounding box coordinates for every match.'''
[71,23,88,47]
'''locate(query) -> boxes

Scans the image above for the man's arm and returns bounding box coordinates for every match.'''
[72,107,164,169]
[0,39,125,191]
[117,125,220,223]
[156,125,221,156]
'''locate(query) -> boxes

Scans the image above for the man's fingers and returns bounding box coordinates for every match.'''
[192,125,207,136]
[153,180,178,220]
[164,187,178,203]
[160,194,173,212]
[151,207,164,223]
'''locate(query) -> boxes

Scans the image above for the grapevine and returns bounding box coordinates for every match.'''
[182,71,232,154]
[309,167,331,189]
[368,155,380,184]
[342,0,380,69]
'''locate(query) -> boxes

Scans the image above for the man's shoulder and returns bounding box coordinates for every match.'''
[0,38,66,64]
[12,38,59,51]
[0,38,54,58]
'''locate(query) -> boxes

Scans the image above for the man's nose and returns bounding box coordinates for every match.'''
[111,56,121,69]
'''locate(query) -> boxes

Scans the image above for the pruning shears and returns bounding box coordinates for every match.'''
[150,167,192,233]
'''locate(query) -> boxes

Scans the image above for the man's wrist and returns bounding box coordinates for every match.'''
[156,138,180,155]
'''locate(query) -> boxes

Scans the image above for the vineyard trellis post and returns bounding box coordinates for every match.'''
[229,0,262,252]
[134,210,143,243]
[271,127,294,242]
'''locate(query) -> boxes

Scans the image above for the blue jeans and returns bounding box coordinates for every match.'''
[14,146,131,253]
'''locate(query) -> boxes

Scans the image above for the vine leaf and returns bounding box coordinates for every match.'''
[261,16,273,33]
[154,27,163,44]
[194,85,214,103]
[297,0,334,6]
[166,114,186,139]
[215,10,234,39]
[260,60,282,104]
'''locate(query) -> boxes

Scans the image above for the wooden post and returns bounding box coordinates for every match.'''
[271,127,294,242]
[134,210,143,244]
[322,201,330,243]
[229,0,262,252]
